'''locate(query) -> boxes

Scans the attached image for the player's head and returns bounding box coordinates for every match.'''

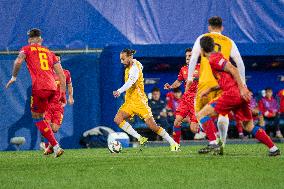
[151,87,161,101]
[27,28,43,44]
[265,87,273,98]
[173,88,182,99]
[55,53,61,62]
[185,48,192,65]
[208,16,223,32]
[200,36,215,57]
[120,48,136,67]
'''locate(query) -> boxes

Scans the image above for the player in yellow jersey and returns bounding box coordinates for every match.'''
[186,16,246,154]
[113,49,180,151]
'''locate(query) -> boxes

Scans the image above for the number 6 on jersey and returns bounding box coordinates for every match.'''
[39,52,49,70]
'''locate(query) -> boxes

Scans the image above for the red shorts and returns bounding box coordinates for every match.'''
[210,91,252,121]
[31,90,57,113]
[45,102,64,126]
[176,93,197,122]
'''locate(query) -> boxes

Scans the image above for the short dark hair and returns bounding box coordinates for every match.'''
[27,28,41,38]
[208,16,222,28]
[200,36,215,53]
[151,87,160,93]
[185,48,192,53]
[173,88,181,93]
[55,53,61,58]
[121,48,136,56]
[265,87,273,92]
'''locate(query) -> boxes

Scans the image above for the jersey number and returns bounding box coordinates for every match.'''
[39,53,49,70]
[214,43,222,52]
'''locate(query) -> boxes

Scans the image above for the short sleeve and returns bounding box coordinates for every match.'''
[210,54,228,71]
[65,70,72,84]
[177,68,183,81]
[19,46,28,56]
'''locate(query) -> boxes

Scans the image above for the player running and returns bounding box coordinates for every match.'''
[43,54,74,154]
[197,36,280,156]
[164,48,200,144]
[113,49,180,151]
[186,16,246,154]
[5,28,65,157]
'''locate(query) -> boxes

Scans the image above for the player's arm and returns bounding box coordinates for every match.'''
[185,35,202,91]
[200,85,220,98]
[113,65,139,98]
[223,61,251,102]
[164,80,182,90]
[67,83,74,105]
[5,52,26,88]
[54,63,66,92]
[230,40,246,85]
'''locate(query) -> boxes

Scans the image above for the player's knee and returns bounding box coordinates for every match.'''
[114,116,122,125]
[218,115,229,126]
[243,121,254,132]
[31,112,44,119]
[174,119,182,127]
[51,125,60,133]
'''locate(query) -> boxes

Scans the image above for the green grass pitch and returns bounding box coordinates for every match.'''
[0,144,283,189]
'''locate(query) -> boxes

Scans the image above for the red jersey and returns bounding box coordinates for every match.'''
[177,64,200,97]
[20,44,58,91]
[278,89,284,113]
[166,92,181,114]
[209,52,238,92]
[54,69,72,102]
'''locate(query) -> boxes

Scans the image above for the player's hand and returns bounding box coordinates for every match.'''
[185,80,192,92]
[190,122,199,133]
[240,86,252,102]
[68,96,74,105]
[113,91,121,98]
[5,77,17,89]
[164,83,171,90]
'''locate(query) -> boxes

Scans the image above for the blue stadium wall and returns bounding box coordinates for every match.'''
[0,0,283,150]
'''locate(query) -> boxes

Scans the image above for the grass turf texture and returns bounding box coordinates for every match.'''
[0,144,283,189]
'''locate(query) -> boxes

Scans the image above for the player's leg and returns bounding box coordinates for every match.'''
[144,116,179,151]
[196,92,218,147]
[114,109,144,142]
[31,90,60,154]
[217,114,229,145]
[173,115,184,144]
[237,104,280,156]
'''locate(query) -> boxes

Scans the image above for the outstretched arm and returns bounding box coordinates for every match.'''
[5,53,26,88]
[164,80,182,90]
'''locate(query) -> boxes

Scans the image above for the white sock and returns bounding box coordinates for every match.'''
[269,146,278,152]
[53,144,60,151]
[157,128,176,146]
[209,140,217,145]
[120,121,141,140]
[217,115,229,145]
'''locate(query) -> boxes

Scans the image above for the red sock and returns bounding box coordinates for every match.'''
[236,121,243,134]
[203,120,216,142]
[173,125,181,144]
[254,128,274,149]
[35,120,58,147]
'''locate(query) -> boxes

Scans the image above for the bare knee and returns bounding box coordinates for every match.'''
[31,112,44,119]
[242,120,254,132]
[174,116,183,126]
[51,124,60,133]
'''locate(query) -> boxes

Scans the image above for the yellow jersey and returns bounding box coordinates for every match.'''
[198,32,233,93]
[124,60,147,103]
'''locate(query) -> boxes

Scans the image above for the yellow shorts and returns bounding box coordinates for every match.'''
[195,89,222,112]
[119,99,153,120]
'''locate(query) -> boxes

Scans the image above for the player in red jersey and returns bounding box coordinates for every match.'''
[196,36,280,156]
[43,54,74,154]
[5,28,66,157]
[164,48,200,144]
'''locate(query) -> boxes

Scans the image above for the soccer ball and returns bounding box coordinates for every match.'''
[108,140,122,153]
